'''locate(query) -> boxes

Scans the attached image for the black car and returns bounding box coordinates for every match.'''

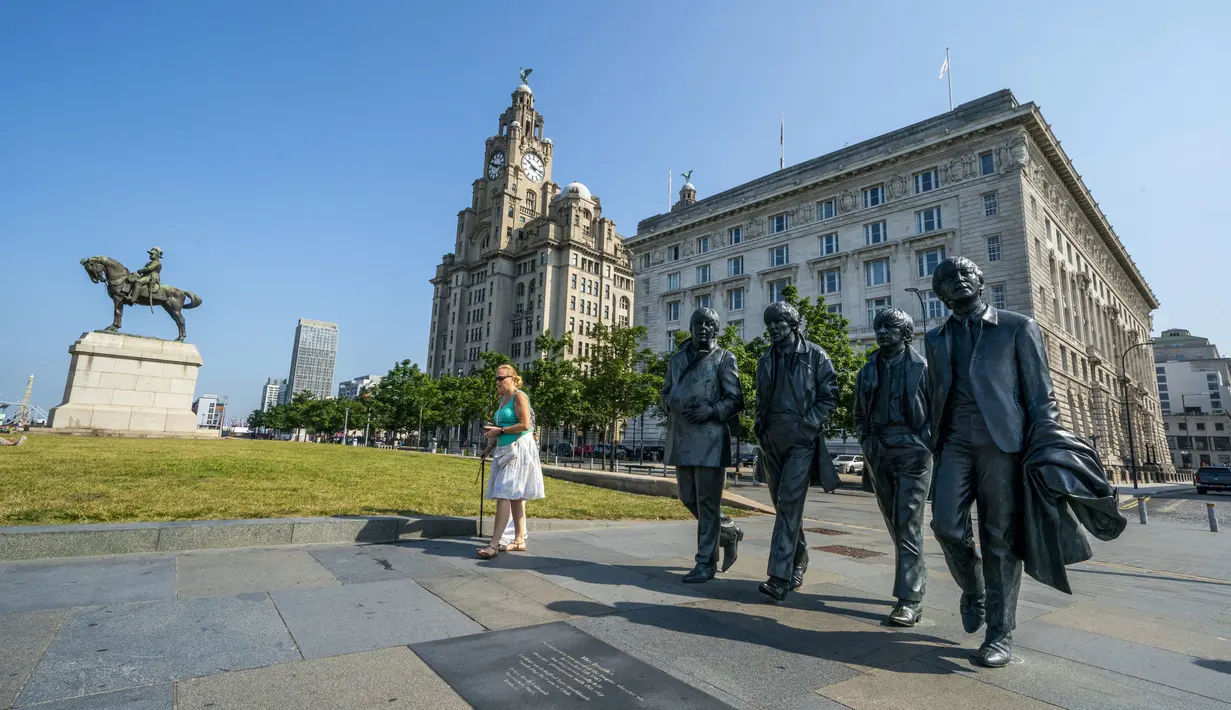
[1195,465,1231,494]
[550,442,573,457]
[738,447,759,465]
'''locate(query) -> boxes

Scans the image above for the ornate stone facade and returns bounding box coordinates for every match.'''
[624,90,1172,483]
[427,82,635,380]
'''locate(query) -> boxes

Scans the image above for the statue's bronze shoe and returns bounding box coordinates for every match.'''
[888,602,922,627]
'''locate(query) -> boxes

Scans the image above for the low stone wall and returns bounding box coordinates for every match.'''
[539,464,775,514]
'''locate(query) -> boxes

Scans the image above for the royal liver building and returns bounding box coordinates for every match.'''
[426,77,635,379]
[626,90,1173,484]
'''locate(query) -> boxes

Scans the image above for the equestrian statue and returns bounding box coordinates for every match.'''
[79,247,203,342]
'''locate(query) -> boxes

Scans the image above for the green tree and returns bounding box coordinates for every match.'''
[522,330,582,447]
[246,408,266,431]
[371,360,438,444]
[716,324,764,448]
[581,323,661,470]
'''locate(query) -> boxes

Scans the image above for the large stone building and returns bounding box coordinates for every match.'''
[426,80,635,379]
[1153,328,1231,469]
[338,374,382,400]
[625,90,1172,483]
[280,319,338,403]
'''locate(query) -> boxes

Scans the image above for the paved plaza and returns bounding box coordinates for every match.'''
[2,486,1230,709]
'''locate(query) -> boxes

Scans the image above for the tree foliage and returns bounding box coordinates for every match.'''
[581,323,661,469]
[521,330,581,442]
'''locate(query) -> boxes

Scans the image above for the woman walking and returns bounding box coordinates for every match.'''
[477,364,544,559]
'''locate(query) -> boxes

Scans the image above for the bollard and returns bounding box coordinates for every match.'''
[1208,503,1219,533]
[1137,496,1148,525]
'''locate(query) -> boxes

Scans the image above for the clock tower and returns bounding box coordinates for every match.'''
[426,74,636,398]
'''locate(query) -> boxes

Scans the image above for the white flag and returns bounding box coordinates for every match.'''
[938,55,949,80]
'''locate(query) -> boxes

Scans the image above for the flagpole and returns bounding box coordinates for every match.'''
[946,47,953,111]
[780,110,785,170]
[668,168,672,211]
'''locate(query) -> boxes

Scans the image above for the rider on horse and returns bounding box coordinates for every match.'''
[125,246,162,305]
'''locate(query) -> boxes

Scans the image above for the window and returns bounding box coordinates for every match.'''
[695,294,711,309]
[728,288,745,311]
[571,274,577,289]
[821,233,839,255]
[769,278,791,302]
[697,236,711,254]
[983,191,999,216]
[1209,373,1220,381]
[817,199,836,220]
[571,253,579,266]
[730,319,744,339]
[729,226,743,245]
[917,246,946,277]
[987,234,1002,262]
[570,296,576,310]
[980,151,995,175]
[770,245,790,267]
[1157,384,1168,392]
[916,206,942,233]
[865,258,891,286]
[1060,345,1067,369]
[1218,423,1226,431]
[770,213,790,234]
[696,264,711,284]
[728,256,744,276]
[1210,382,1221,391]
[826,304,842,315]
[862,184,884,208]
[820,268,841,294]
[865,221,886,245]
[990,283,1006,310]
[569,317,575,332]
[1031,195,1038,218]
[511,343,522,358]
[668,244,681,261]
[923,290,947,320]
[666,329,679,350]
[1198,423,1207,431]
[667,272,681,290]
[866,296,892,326]
[914,169,938,194]
[667,301,681,322]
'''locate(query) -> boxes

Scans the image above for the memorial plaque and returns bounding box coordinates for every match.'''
[411,621,733,709]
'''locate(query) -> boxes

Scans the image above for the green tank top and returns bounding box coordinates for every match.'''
[495,391,528,447]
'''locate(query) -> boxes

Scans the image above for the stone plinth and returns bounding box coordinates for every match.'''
[49,332,218,438]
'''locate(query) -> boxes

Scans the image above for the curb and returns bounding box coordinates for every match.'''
[0,516,649,563]
[540,464,776,514]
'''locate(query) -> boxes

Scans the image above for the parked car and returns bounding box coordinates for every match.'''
[550,442,573,457]
[1194,465,1231,494]
[573,444,595,457]
[633,445,664,462]
[833,454,865,475]
[738,447,759,465]
[592,443,630,460]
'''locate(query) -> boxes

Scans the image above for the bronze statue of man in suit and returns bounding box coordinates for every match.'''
[854,307,932,627]
[754,301,840,602]
[926,256,1061,668]
[662,307,745,583]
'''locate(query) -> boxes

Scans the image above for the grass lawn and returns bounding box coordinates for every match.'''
[0,435,721,527]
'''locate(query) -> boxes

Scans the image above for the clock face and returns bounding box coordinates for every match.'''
[521,152,545,182]
[487,151,505,180]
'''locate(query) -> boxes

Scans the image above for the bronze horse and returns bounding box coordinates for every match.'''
[80,256,203,342]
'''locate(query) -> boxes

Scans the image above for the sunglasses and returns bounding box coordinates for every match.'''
[495,375,511,382]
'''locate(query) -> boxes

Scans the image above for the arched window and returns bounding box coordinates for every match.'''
[620,296,630,311]
[516,283,525,298]
[526,190,537,212]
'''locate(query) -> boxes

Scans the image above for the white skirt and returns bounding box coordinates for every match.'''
[486,433,546,501]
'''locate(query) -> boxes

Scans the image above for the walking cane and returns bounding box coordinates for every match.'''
[477,457,486,538]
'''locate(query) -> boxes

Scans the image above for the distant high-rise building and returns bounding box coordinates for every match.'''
[260,378,282,411]
[1152,328,1231,470]
[281,319,338,403]
[338,374,382,399]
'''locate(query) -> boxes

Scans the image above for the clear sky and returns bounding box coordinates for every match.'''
[3,1,1228,419]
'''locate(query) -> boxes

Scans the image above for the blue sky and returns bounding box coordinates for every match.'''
[3,1,1228,418]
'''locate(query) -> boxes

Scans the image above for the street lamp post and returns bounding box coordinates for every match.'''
[904,287,928,333]
[1119,339,1155,490]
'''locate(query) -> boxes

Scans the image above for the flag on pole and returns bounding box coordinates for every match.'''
[938,54,949,80]
[779,111,784,170]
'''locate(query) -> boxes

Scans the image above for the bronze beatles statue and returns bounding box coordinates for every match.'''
[662,307,744,582]
[854,307,932,627]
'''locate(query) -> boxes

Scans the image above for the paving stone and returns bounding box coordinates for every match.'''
[0,556,174,614]
[17,593,299,706]
[175,647,468,710]
[1015,620,1231,699]
[13,684,173,709]
[570,604,860,706]
[777,691,859,710]
[176,548,341,598]
[405,537,579,572]
[917,644,1231,710]
[416,574,569,630]
[522,534,646,566]
[0,609,65,709]
[477,568,612,613]
[819,659,1053,709]
[271,579,484,659]
[306,542,470,585]
[1036,602,1231,660]
[532,561,706,610]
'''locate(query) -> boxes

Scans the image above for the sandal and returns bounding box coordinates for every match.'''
[476,545,499,559]
[499,541,527,552]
